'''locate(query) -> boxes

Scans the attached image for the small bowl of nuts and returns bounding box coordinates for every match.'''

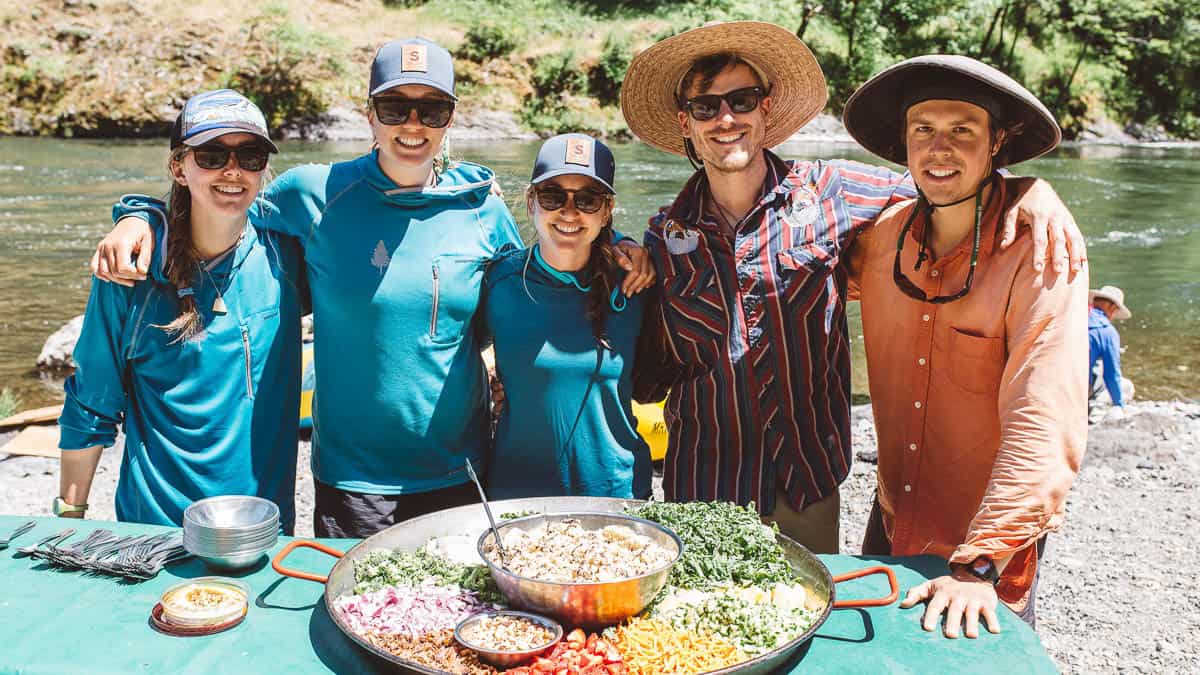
[454,610,563,668]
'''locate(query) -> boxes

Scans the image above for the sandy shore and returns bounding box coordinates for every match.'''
[1,399,1196,672]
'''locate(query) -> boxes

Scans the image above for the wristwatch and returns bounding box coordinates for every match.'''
[957,556,1000,585]
[52,497,88,516]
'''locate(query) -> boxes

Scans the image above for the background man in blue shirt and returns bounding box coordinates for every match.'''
[1088,285,1133,419]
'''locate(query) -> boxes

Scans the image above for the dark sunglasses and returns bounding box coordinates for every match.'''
[684,86,767,121]
[190,144,271,172]
[371,96,455,128]
[534,185,610,214]
[891,197,984,305]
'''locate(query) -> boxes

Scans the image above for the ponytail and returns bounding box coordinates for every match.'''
[584,220,620,351]
[154,149,204,343]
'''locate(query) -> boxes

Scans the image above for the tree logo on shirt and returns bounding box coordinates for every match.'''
[371,240,390,276]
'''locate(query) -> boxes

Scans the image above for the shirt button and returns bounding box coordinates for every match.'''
[914,401,922,409]
[918,357,927,366]
[904,484,912,492]
[922,314,930,322]
[908,443,917,451]
[931,270,940,277]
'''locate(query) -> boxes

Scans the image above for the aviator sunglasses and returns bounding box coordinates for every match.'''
[534,185,610,214]
[371,96,455,128]
[189,143,271,172]
[684,86,768,121]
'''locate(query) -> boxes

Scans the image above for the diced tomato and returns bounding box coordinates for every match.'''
[567,628,587,645]
[605,664,626,675]
[603,646,622,664]
[532,657,556,672]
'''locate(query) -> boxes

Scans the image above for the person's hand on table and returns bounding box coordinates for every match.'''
[92,216,155,286]
[899,568,1001,639]
[612,239,656,296]
[1001,177,1087,279]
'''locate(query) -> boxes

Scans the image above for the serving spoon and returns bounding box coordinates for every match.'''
[464,458,510,569]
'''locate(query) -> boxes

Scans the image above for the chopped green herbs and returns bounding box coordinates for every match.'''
[498,510,538,520]
[652,593,819,656]
[353,548,502,603]
[628,501,795,589]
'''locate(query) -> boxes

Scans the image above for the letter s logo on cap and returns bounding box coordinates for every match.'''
[402,45,428,72]
[565,137,592,166]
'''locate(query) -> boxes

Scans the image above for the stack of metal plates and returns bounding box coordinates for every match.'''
[183,496,279,571]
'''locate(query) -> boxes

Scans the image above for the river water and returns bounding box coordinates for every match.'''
[1,137,1197,409]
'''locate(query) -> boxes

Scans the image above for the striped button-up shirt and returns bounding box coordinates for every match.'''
[634,151,913,514]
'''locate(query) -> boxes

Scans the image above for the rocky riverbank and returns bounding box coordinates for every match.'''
[1,398,1196,671]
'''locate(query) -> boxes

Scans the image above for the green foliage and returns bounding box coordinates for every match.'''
[0,388,20,420]
[530,50,586,98]
[588,32,631,106]
[457,20,525,62]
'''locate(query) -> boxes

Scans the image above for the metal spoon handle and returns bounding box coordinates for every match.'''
[464,458,508,567]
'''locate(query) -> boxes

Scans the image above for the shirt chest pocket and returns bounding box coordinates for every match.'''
[776,240,838,311]
[663,267,728,362]
[429,254,486,346]
[943,327,1005,395]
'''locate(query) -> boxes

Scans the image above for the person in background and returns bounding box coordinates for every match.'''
[621,21,1087,554]
[482,134,652,500]
[58,90,306,532]
[90,39,654,538]
[843,55,1088,637]
[1088,285,1133,419]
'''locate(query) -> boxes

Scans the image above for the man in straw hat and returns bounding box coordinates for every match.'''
[842,54,1089,636]
[1088,284,1133,417]
[623,21,1085,555]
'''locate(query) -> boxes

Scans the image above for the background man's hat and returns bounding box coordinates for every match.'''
[531,133,617,193]
[842,54,1060,166]
[170,89,278,153]
[370,38,457,100]
[1090,285,1132,319]
[620,21,827,157]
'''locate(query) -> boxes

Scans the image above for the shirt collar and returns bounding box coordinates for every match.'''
[664,149,794,232]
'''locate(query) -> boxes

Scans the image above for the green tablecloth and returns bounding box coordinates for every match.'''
[0,516,1056,674]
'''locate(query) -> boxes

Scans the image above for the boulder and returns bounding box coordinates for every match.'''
[37,315,83,371]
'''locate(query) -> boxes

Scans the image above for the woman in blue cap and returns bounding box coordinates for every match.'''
[92,40,654,537]
[57,90,306,532]
[482,134,651,499]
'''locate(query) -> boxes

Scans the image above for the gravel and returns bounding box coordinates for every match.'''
[2,400,1197,672]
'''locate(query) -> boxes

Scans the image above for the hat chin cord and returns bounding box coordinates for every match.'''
[911,172,996,271]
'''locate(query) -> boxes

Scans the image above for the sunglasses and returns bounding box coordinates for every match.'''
[371,96,455,128]
[534,185,610,214]
[891,194,985,305]
[684,86,767,121]
[189,144,271,172]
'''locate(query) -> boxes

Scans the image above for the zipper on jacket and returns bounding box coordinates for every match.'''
[430,263,440,339]
[240,325,254,399]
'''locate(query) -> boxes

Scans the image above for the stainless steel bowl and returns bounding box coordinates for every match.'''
[476,512,682,626]
[183,496,279,571]
[453,610,562,669]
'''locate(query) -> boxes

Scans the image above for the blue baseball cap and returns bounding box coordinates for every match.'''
[369,38,457,100]
[530,133,616,194]
[169,89,278,152]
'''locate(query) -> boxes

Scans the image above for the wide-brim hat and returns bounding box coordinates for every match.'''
[620,21,827,157]
[843,55,1060,166]
[1090,285,1132,319]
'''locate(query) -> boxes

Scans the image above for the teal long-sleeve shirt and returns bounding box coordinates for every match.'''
[481,247,652,500]
[59,196,306,531]
[115,154,522,494]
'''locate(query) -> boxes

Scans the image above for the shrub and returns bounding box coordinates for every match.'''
[0,388,20,420]
[457,21,524,62]
[588,32,631,106]
[530,50,586,98]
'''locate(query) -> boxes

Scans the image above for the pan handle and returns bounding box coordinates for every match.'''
[272,540,344,584]
[831,565,899,608]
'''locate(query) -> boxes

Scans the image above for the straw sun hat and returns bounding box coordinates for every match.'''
[620,21,827,157]
[1089,285,1132,320]
[842,55,1061,166]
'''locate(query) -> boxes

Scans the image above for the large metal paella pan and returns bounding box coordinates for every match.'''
[273,497,897,674]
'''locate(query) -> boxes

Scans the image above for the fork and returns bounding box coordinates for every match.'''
[0,520,35,550]
[15,528,75,556]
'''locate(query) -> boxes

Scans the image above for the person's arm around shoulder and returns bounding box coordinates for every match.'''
[632,212,679,404]
[825,159,915,231]
[1000,176,1087,276]
[57,275,138,518]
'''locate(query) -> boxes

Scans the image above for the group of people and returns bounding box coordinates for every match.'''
[57,21,1099,639]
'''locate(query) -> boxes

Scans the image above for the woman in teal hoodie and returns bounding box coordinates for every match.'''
[58,90,306,532]
[482,134,652,499]
[93,40,654,537]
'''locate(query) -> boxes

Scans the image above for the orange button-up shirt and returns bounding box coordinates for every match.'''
[848,177,1088,608]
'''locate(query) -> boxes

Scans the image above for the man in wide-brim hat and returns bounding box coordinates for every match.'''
[842,54,1089,637]
[1088,284,1132,414]
[623,22,1086,555]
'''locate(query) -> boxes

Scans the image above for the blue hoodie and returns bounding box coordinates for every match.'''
[120,153,523,494]
[481,247,652,500]
[60,196,306,531]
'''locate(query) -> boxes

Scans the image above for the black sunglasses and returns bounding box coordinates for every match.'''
[684,86,767,121]
[534,185,610,214]
[190,143,271,172]
[371,96,455,128]
[892,193,987,305]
